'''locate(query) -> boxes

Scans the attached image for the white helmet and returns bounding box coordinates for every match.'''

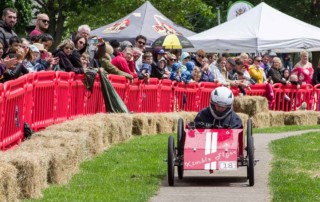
[209,86,234,120]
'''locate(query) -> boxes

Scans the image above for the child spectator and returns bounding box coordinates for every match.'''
[80,52,89,69]
[151,57,168,79]
[181,61,194,83]
[169,62,181,82]
[138,52,153,82]
[191,66,202,82]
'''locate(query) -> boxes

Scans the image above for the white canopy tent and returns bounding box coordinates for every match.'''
[187,2,320,53]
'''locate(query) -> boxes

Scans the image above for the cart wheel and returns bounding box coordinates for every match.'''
[177,118,184,179]
[168,136,175,186]
[247,119,255,186]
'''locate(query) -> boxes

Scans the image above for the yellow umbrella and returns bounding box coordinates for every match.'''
[152,34,194,49]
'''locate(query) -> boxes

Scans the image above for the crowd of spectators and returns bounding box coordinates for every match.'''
[0,7,319,94]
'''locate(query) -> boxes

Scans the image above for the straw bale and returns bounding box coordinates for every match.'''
[234,96,269,116]
[132,113,158,135]
[154,113,175,134]
[102,114,132,144]
[269,111,285,127]
[0,162,18,202]
[32,130,89,185]
[284,111,318,125]
[237,113,249,131]
[252,112,271,128]
[46,115,105,155]
[0,151,48,199]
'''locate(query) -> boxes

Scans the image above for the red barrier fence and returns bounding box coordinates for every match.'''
[1,72,320,150]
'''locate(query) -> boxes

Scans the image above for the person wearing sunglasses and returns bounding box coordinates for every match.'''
[191,49,206,67]
[249,56,266,84]
[29,13,50,38]
[54,39,85,74]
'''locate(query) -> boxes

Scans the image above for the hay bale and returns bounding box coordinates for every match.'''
[102,114,132,144]
[46,115,106,155]
[234,96,269,116]
[132,113,157,135]
[237,113,249,131]
[0,151,48,199]
[269,111,285,127]
[284,111,318,125]
[33,131,89,185]
[0,162,18,202]
[252,112,271,128]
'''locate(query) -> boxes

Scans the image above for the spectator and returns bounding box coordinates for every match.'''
[38,33,54,51]
[0,8,18,55]
[291,50,313,85]
[80,52,89,69]
[134,35,147,72]
[181,61,194,83]
[239,52,249,70]
[191,49,205,67]
[96,42,133,80]
[0,40,18,82]
[207,53,217,66]
[138,52,152,81]
[54,39,84,74]
[72,24,91,41]
[151,57,168,79]
[229,58,251,90]
[165,53,177,72]
[282,53,293,72]
[111,46,137,78]
[24,44,40,72]
[249,56,266,84]
[191,66,202,82]
[120,40,133,52]
[179,51,190,72]
[200,57,214,82]
[312,58,320,86]
[73,36,88,55]
[134,35,146,52]
[109,39,121,58]
[29,13,50,39]
[268,57,288,85]
[169,62,181,82]
[260,54,271,77]
[1,49,29,82]
[2,36,22,58]
[133,47,143,73]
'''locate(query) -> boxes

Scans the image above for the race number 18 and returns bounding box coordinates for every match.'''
[219,161,237,170]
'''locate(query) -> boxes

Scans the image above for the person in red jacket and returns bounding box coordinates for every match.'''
[111,46,137,78]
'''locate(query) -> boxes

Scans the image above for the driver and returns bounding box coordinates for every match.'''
[194,86,243,129]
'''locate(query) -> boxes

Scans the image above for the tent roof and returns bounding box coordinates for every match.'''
[188,2,320,53]
[90,1,195,44]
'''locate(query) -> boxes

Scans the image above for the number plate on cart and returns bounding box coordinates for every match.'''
[219,161,237,170]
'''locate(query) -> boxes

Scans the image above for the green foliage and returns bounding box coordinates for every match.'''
[253,125,320,134]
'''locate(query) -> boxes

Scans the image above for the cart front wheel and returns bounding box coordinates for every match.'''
[247,119,255,186]
[168,136,175,186]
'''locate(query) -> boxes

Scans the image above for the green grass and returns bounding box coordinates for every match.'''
[269,132,320,201]
[25,134,170,202]
[253,125,320,134]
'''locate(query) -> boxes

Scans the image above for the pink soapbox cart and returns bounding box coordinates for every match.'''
[167,118,256,186]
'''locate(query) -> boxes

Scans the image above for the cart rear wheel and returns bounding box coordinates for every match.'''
[247,119,255,186]
[177,118,184,179]
[168,136,175,186]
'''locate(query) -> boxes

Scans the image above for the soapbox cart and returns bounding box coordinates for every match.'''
[167,118,256,186]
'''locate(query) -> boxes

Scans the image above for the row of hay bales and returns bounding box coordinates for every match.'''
[1,96,319,201]
[234,96,320,128]
[0,112,200,201]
